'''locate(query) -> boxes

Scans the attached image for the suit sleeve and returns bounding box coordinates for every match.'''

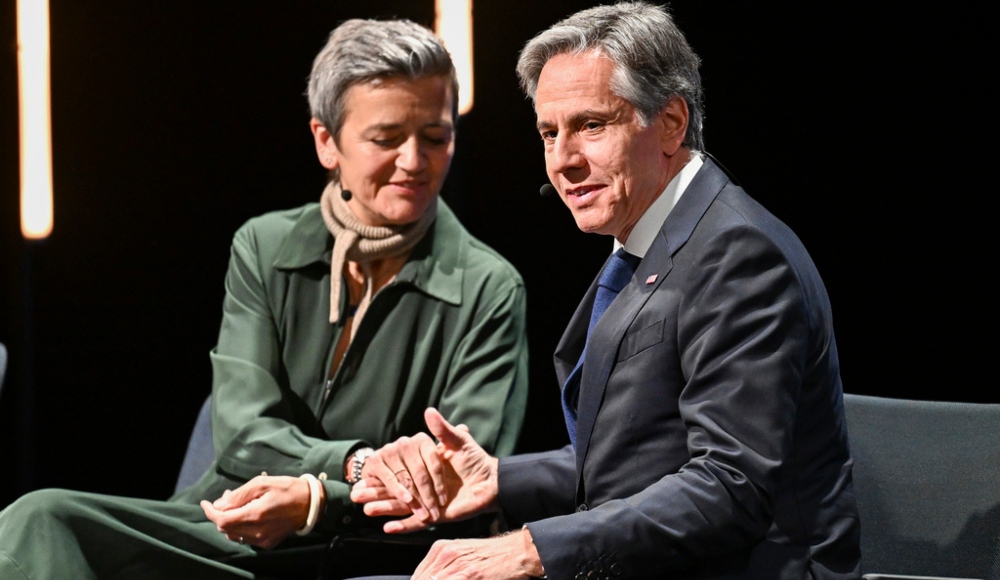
[525,225,812,578]
[497,446,578,527]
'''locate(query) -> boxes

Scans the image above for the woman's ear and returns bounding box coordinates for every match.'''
[310,118,340,170]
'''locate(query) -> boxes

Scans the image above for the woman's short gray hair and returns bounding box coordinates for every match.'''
[307,19,458,142]
[516,2,704,150]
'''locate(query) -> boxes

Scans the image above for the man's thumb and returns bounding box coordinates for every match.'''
[425,407,467,449]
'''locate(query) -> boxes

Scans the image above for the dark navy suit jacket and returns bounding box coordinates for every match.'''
[498,159,860,579]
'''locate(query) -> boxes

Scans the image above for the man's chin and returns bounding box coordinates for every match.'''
[571,214,613,236]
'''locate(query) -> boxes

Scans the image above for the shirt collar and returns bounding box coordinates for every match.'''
[616,152,704,258]
[271,199,463,306]
[271,204,331,269]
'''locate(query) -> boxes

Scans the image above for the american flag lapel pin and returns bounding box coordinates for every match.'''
[645,274,658,285]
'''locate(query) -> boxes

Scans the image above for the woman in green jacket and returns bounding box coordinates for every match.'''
[0,17,527,579]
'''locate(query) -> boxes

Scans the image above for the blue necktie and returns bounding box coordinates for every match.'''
[562,248,640,448]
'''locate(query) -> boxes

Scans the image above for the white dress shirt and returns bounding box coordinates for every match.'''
[615,152,704,258]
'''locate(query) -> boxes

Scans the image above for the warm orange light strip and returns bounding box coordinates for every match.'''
[18,0,54,240]
[435,0,474,115]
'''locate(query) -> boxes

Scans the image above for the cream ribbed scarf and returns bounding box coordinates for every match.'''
[319,182,437,336]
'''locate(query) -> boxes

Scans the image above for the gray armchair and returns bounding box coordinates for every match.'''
[0,342,7,398]
[174,395,214,494]
[844,394,1000,580]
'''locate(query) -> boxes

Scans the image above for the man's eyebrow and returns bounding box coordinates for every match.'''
[536,109,614,132]
[536,120,554,132]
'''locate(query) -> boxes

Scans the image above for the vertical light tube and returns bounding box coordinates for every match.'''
[435,0,474,115]
[18,0,54,240]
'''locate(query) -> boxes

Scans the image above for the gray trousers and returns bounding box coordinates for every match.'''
[0,488,256,579]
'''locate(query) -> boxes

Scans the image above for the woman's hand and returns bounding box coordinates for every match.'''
[351,407,501,534]
[201,475,319,549]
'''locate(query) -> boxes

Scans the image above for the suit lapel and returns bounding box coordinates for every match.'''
[553,277,600,388]
[575,252,670,467]
[572,158,731,478]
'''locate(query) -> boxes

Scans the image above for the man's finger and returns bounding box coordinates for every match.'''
[411,539,456,577]
[365,446,431,520]
[409,437,446,519]
[366,451,416,504]
[424,407,471,451]
[387,470,427,521]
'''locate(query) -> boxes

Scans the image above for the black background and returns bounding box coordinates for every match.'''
[0,1,991,506]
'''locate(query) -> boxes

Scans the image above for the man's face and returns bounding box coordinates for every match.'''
[535,51,673,242]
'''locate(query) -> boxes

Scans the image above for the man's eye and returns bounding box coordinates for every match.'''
[583,121,603,131]
[540,131,557,141]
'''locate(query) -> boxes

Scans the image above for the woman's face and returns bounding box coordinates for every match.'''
[311,75,455,227]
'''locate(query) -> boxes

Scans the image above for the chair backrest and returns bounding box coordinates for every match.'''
[174,395,215,495]
[844,394,1000,578]
[0,343,6,429]
[0,343,7,397]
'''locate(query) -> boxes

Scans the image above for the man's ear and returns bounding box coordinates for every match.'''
[310,118,340,170]
[658,97,689,157]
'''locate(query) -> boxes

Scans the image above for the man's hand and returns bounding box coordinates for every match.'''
[350,407,501,534]
[200,475,319,549]
[410,529,545,580]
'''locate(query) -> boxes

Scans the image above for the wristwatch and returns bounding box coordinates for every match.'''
[345,447,374,484]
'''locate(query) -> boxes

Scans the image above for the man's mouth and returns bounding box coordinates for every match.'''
[565,184,604,198]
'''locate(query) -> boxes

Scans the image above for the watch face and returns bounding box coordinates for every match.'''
[348,448,374,484]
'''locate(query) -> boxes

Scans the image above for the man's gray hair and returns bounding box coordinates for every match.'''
[307,19,458,142]
[516,2,704,150]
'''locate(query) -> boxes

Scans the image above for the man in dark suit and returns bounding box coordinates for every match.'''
[351,3,860,578]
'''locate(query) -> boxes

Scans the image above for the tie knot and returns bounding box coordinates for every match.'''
[598,248,640,294]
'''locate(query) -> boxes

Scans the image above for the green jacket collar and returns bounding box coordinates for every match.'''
[271,199,465,306]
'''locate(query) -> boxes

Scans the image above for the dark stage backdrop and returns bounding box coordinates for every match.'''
[0,1,990,505]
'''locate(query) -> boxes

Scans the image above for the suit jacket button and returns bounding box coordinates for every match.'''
[576,503,589,512]
[610,563,622,576]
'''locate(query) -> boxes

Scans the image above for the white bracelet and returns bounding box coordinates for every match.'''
[296,473,322,536]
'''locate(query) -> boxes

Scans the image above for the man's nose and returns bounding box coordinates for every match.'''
[549,134,585,174]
